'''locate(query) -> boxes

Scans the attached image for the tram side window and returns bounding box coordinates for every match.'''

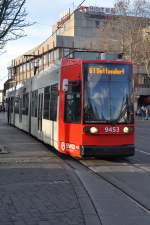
[44,86,50,120]
[31,90,38,117]
[14,97,19,114]
[22,93,29,115]
[19,96,22,123]
[50,84,58,121]
[64,81,81,123]
[10,97,14,113]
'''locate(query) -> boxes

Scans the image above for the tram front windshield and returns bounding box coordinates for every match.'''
[83,63,133,124]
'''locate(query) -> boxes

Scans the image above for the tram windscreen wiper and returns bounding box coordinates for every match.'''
[84,120,108,124]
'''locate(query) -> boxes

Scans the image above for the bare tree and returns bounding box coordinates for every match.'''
[101,0,150,76]
[140,29,150,77]
[113,0,150,57]
[0,0,32,50]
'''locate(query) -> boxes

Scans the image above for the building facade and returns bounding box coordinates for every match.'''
[7,6,121,84]
[6,5,150,108]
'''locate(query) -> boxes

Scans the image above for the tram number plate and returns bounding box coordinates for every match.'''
[104,127,120,133]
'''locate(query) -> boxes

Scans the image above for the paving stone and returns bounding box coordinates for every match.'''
[0,113,85,225]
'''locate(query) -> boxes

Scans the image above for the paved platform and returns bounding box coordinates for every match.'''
[0,113,86,225]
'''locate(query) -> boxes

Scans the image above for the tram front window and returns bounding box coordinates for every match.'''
[84,63,133,124]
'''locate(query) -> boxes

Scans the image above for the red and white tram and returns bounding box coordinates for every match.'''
[6,53,135,158]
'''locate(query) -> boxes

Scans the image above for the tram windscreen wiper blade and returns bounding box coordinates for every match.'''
[84,120,108,124]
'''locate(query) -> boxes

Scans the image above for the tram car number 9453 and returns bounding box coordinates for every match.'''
[104,126,120,133]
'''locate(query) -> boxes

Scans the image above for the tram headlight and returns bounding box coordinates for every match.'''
[123,127,129,133]
[90,127,99,134]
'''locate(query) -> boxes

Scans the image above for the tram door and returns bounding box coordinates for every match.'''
[59,79,82,156]
[38,93,43,131]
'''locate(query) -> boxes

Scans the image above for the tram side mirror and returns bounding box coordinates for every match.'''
[63,79,69,92]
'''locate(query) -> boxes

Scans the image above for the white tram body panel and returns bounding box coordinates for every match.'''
[6,63,60,150]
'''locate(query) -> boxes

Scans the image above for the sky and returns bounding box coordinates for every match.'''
[0,0,114,89]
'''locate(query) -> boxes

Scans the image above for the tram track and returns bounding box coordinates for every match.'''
[80,162,150,213]
[61,154,150,224]
[57,122,150,224]
[79,154,150,177]
[124,153,150,173]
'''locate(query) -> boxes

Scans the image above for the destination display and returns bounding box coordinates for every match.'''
[88,66,125,75]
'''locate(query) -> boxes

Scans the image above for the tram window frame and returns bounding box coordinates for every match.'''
[49,84,58,121]
[14,97,19,114]
[31,90,38,117]
[22,93,29,115]
[64,80,81,123]
[19,96,22,122]
[43,86,50,120]
[10,97,14,113]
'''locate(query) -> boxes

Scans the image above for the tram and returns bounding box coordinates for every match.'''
[6,52,135,158]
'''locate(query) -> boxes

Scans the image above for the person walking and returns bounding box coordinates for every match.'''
[141,105,145,120]
[145,107,149,120]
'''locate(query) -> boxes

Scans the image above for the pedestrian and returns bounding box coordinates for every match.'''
[145,107,148,120]
[141,105,145,120]
[136,108,141,119]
